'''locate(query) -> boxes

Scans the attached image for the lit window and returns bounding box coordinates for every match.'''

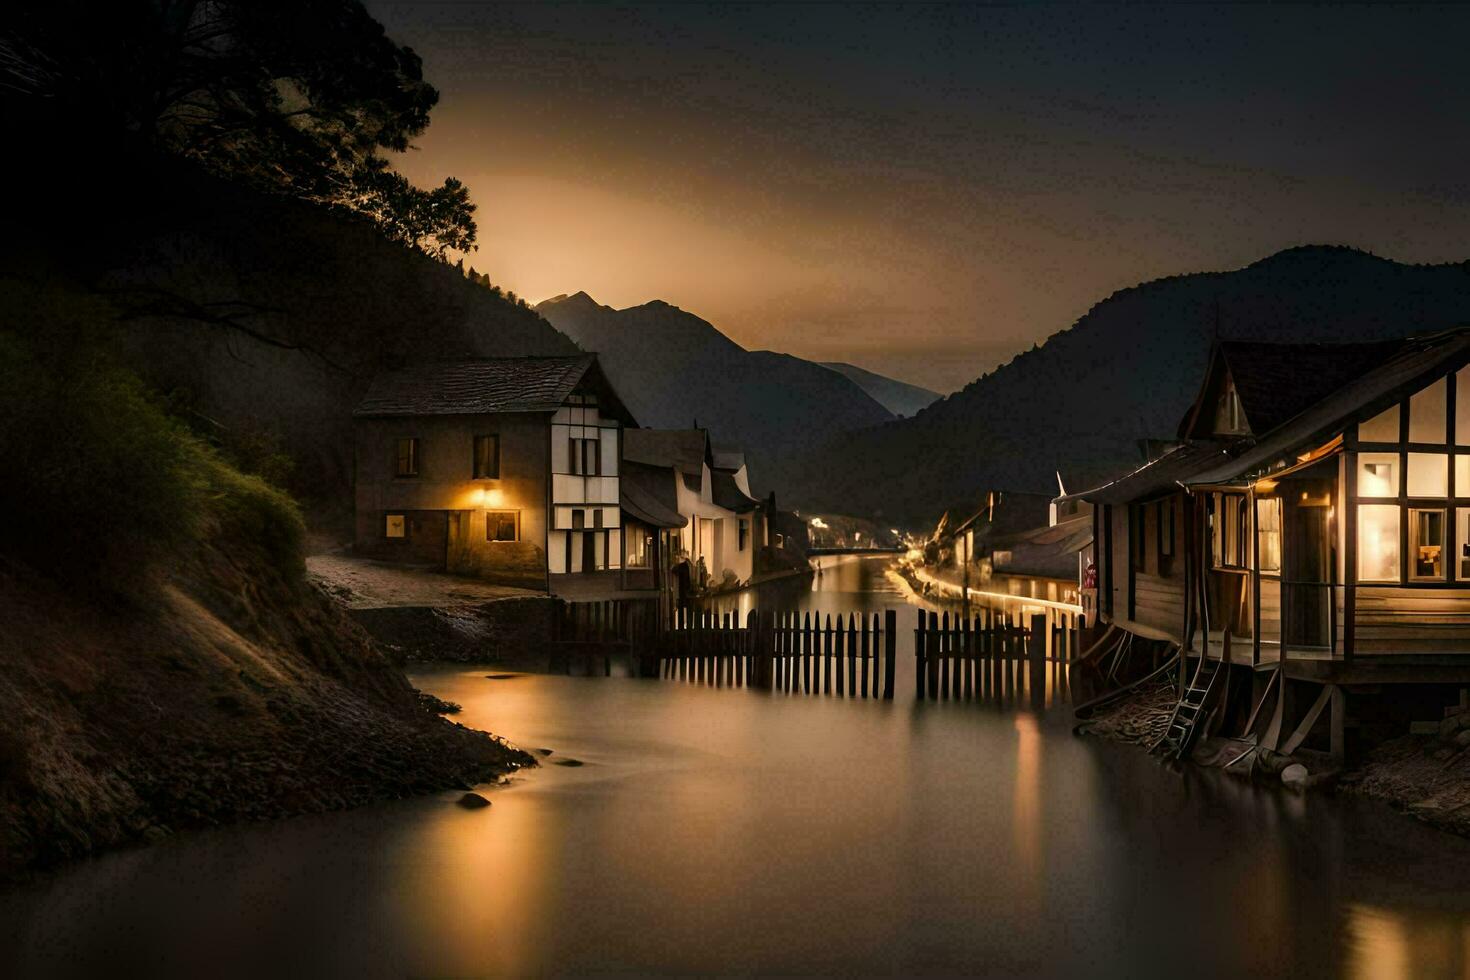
[1410,509,1445,580]
[1359,405,1400,443]
[1458,509,1470,579]
[1357,453,1399,498]
[626,526,651,568]
[1357,504,1400,582]
[1214,380,1247,435]
[1257,498,1282,573]
[1408,453,1448,498]
[385,514,406,538]
[1458,368,1470,445]
[395,438,419,477]
[487,510,518,542]
[473,435,500,479]
[1410,379,1448,444]
[1458,456,1470,496]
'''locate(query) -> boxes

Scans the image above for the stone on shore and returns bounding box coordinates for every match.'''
[457,792,492,809]
[1281,764,1309,789]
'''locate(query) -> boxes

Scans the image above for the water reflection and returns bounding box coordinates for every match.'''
[4,558,1470,976]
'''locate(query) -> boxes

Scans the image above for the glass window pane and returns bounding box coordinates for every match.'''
[1359,404,1400,443]
[1410,378,1447,443]
[1358,452,1399,497]
[1458,456,1470,497]
[1256,498,1282,573]
[1357,504,1400,583]
[1459,368,1470,445]
[1411,509,1445,580]
[1408,453,1448,498]
[1459,509,1470,580]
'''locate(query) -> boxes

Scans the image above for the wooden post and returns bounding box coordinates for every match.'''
[847,613,858,696]
[883,609,896,700]
[834,613,844,696]
[915,609,928,701]
[861,614,871,698]
[1029,613,1046,708]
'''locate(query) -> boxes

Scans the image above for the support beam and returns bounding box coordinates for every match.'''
[1282,683,1335,755]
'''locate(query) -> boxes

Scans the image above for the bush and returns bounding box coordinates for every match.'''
[0,328,303,590]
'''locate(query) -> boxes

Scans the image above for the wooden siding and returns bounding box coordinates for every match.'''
[1352,586,1470,653]
[1133,571,1185,639]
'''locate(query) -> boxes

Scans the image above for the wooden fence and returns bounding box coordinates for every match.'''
[914,609,1075,703]
[553,601,897,698]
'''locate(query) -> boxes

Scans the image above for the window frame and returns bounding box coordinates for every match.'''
[1409,507,1446,582]
[473,434,501,479]
[395,437,420,478]
[385,513,407,539]
[486,510,520,543]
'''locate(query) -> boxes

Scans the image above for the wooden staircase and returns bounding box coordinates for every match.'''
[1155,658,1224,761]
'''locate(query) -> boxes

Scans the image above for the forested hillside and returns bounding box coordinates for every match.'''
[786,247,1470,525]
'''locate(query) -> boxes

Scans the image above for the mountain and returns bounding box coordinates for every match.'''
[536,292,894,493]
[785,246,1470,526]
[820,361,940,417]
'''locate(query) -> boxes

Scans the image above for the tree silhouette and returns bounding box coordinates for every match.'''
[1,0,476,256]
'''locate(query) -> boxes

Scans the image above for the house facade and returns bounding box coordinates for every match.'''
[353,354,661,596]
[1064,331,1470,759]
[622,429,766,589]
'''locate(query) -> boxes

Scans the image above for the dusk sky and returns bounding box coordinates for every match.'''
[371,2,1470,393]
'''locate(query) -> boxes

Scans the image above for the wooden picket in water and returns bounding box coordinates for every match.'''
[911,607,1075,705]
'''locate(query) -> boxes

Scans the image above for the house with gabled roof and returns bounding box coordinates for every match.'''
[1062,329,1470,761]
[353,354,674,597]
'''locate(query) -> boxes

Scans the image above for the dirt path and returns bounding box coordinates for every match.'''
[307,553,539,610]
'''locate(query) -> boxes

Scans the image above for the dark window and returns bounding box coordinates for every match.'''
[593,508,604,529]
[473,435,500,479]
[569,437,601,476]
[1211,493,1250,569]
[487,510,519,542]
[571,509,585,530]
[1159,501,1174,557]
[738,518,749,551]
[395,438,419,477]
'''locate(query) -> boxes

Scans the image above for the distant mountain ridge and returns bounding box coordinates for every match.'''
[783,246,1470,525]
[536,292,895,493]
[820,361,940,417]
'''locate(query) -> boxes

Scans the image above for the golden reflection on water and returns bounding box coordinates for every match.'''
[1012,713,1042,886]
[1348,904,1470,980]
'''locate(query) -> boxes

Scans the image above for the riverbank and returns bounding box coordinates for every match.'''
[1077,679,1470,839]
[0,540,532,881]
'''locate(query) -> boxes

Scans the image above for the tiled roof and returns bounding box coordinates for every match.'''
[354,355,597,417]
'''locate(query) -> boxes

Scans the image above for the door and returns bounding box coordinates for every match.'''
[1285,478,1334,648]
[581,531,596,573]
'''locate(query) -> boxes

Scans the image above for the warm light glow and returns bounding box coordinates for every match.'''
[809,517,828,529]
[484,487,504,508]
[1254,478,1278,493]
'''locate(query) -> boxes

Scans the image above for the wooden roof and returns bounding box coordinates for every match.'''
[354,354,635,423]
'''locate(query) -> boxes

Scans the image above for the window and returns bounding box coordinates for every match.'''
[1357,453,1399,498]
[395,438,419,477]
[571,509,585,530]
[1410,509,1445,580]
[1211,494,1249,569]
[1257,498,1282,573]
[1359,404,1400,444]
[775,532,785,548]
[1408,453,1448,498]
[473,435,500,479]
[626,527,651,568]
[1458,509,1470,580]
[1214,379,1247,435]
[487,510,519,542]
[1458,368,1470,445]
[1410,378,1447,444]
[1357,504,1400,582]
[569,437,600,476]
[1459,456,1470,497]
[385,514,406,538]
[738,518,750,551]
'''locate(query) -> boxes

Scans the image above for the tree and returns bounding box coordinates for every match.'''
[1,0,477,256]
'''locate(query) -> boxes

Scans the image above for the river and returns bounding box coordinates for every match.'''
[4,555,1470,977]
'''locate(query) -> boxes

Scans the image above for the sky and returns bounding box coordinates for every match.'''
[369,2,1470,394]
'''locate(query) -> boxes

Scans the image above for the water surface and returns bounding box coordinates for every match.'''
[4,556,1470,977]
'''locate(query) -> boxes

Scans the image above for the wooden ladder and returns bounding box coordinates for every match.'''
[1155,658,1223,761]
